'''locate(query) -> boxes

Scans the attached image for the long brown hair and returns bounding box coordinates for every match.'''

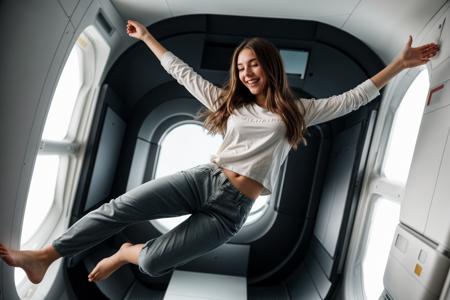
[198,37,308,150]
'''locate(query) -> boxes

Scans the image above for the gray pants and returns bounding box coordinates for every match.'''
[52,163,254,277]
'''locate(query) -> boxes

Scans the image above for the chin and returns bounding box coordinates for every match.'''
[249,88,262,95]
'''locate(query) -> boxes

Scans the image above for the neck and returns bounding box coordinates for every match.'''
[256,93,266,108]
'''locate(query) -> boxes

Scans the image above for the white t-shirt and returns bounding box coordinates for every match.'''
[160,51,380,195]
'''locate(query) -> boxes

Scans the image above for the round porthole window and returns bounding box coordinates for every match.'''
[151,123,270,233]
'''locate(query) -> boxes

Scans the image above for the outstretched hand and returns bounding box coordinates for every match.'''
[397,35,440,68]
[125,19,168,59]
[371,35,440,89]
[126,20,150,40]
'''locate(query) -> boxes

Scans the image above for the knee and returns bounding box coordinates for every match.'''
[138,252,171,277]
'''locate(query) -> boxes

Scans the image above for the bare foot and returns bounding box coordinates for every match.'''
[0,244,53,284]
[88,243,133,282]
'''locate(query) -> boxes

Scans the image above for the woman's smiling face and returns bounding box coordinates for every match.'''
[237,48,267,98]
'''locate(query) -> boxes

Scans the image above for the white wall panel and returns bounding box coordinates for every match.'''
[0,2,71,298]
[400,6,450,248]
[421,7,450,70]
[400,104,450,235]
[425,102,450,250]
[342,0,447,64]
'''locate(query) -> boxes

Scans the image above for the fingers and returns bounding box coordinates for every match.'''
[126,20,149,39]
[421,46,436,54]
[126,21,135,30]
[126,25,135,34]
[88,268,98,282]
[127,19,138,26]
[127,19,143,29]
[404,35,435,51]
[407,35,413,47]
[417,43,440,51]
[420,45,439,58]
[423,52,436,59]
[126,20,139,35]
[417,44,431,51]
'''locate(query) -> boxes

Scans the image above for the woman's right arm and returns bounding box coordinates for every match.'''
[127,20,167,59]
[127,20,222,111]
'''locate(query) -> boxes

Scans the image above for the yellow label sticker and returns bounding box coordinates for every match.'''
[414,264,422,276]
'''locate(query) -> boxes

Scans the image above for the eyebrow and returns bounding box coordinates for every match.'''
[237,58,257,66]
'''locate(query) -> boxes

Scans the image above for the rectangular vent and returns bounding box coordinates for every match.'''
[280,49,309,79]
[96,11,114,36]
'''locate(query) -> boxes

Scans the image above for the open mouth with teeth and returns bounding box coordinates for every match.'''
[246,78,260,87]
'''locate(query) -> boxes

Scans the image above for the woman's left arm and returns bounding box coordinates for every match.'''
[300,36,440,127]
[371,35,440,89]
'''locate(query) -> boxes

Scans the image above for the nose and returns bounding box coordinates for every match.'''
[243,67,254,77]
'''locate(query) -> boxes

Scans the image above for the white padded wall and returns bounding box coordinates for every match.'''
[424,84,450,250]
[400,102,450,242]
[384,4,450,300]
[400,4,450,251]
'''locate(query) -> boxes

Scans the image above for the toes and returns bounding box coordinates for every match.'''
[89,271,100,282]
[88,272,96,282]
[88,269,98,279]
[88,265,101,282]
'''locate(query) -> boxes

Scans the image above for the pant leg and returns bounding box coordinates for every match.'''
[52,164,216,257]
[138,166,255,277]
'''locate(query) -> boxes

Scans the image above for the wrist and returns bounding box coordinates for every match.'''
[392,57,407,71]
[141,32,153,42]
